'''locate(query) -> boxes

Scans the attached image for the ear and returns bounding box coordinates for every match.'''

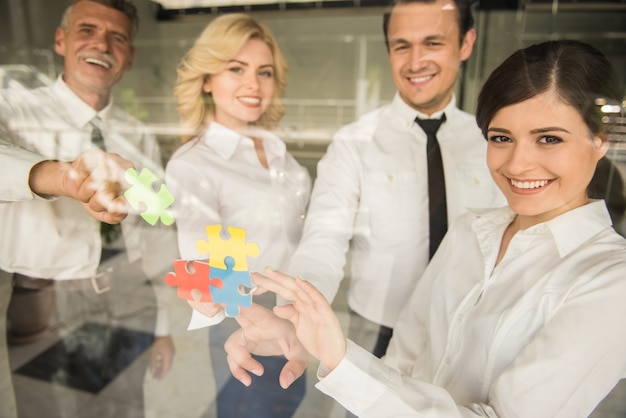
[460,28,476,62]
[54,27,66,57]
[593,132,609,161]
[202,76,212,94]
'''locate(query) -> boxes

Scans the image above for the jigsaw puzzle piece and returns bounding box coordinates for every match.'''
[164,260,223,302]
[209,256,254,317]
[196,225,260,271]
[124,167,175,226]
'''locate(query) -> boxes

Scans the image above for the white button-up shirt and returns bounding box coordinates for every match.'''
[0,77,177,285]
[317,201,626,417]
[166,122,310,267]
[288,93,505,327]
[165,122,311,326]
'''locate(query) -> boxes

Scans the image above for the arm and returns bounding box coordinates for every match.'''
[255,254,626,417]
[1,137,131,224]
[287,136,362,302]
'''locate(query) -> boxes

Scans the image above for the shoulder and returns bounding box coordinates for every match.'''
[333,105,390,142]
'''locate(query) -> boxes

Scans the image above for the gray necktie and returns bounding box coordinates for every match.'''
[90,118,106,150]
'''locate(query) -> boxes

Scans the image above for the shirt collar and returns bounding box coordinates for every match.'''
[51,75,114,128]
[201,122,287,162]
[391,92,457,127]
[472,200,613,258]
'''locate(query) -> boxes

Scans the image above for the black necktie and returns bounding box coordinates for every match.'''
[91,119,106,150]
[416,114,447,259]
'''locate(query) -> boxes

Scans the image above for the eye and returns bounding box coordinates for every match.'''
[538,135,562,145]
[228,66,243,74]
[392,44,409,53]
[426,41,443,47]
[488,135,511,143]
[258,69,273,78]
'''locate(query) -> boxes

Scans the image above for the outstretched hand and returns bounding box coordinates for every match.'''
[29,149,134,224]
[63,149,133,224]
[225,302,311,389]
[253,268,347,372]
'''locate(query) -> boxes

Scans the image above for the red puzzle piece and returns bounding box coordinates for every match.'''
[164,260,223,302]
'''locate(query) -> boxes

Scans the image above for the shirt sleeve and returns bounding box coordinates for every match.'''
[286,135,362,303]
[0,137,44,202]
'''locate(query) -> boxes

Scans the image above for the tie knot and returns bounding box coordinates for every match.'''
[415,113,446,136]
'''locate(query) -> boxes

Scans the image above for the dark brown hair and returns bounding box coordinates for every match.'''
[383,0,476,50]
[476,40,620,138]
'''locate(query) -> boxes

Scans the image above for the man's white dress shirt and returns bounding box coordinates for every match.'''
[0,77,177,286]
[288,93,505,327]
[166,122,311,327]
[317,201,626,418]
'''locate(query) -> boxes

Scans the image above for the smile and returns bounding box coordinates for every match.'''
[238,96,261,105]
[510,178,552,189]
[409,74,433,83]
[84,58,111,69]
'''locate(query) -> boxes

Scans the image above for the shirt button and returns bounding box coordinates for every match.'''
[445,358,451,365]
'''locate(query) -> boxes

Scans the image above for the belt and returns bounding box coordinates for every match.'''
[12,267,112,294]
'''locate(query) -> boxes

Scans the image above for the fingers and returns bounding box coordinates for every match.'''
[186,299,223,318]
[66,150,133,222]
[279,358,308,389]
[225,329,265,387]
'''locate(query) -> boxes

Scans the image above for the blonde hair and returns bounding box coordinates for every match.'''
[174,13,288,143]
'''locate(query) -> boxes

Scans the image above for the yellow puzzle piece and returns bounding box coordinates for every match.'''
[196,225,260,271]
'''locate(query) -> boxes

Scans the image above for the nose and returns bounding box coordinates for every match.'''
[91,30,110,52]
[506,142,536,175]
[244,71,259,91]
[409,46,425,69]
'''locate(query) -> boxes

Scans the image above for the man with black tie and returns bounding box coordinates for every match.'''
[284,0,504,361]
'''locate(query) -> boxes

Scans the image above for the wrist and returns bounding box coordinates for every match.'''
[28,160,69,197]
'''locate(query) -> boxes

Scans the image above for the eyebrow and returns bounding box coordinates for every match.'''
[388,34,447,47]
[228,60,274,69]
[487,126,571,134]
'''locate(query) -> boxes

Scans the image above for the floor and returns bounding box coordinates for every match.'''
[5,246,626,418]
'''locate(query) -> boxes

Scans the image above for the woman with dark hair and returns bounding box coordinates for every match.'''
[226,40,626,417]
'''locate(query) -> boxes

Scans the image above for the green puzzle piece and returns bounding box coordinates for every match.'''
[124,167,175,226]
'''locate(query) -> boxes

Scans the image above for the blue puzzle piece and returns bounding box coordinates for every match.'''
[209,256,254,317]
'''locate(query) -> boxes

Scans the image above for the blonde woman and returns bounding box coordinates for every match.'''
[165,14,311,418]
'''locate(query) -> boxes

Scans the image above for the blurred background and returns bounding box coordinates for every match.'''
[1,1,625,417]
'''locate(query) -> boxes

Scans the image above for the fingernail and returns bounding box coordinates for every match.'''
[296,275,306,281]
[266,265,276,271]
[238,378,250,387]
[251,368,263,376]
[282,372,295,388]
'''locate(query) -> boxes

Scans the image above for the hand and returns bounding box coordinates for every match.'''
[224,302,311,389]
[149,335,175,380]
[29,150,133,224]
[187,298,224,318]
[252,268,347,372]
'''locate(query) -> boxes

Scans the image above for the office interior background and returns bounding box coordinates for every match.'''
[1,0,625,417]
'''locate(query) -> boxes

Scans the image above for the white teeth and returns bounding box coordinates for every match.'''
[511,179,550,189]
[85,58,111,69]
[239,97,261,104]
[410,75,432,83]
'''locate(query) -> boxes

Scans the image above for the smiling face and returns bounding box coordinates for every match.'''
[54,1,135,110]
[487,92,608,228]
[202,38,275,132]
[386,0,475,115]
